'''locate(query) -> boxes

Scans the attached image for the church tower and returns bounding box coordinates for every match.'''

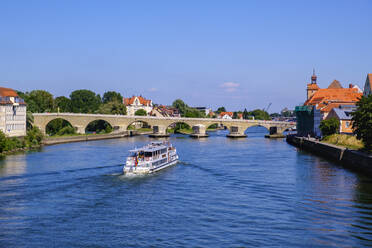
[307,69,319,100]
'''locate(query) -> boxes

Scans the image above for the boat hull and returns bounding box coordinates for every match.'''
[123,158,179,175]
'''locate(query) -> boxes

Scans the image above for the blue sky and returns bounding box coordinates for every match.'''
[1,0,371,113]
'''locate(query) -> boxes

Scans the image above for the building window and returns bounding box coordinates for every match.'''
[345,121,350,128]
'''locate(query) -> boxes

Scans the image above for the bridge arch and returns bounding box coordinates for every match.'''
[166,121,192,134]
[126,120,151,131]
[45,118,74,136]
[85,119,113,134]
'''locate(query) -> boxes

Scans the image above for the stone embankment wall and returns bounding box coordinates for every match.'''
[286,135,372,175]
[43,132,131,145]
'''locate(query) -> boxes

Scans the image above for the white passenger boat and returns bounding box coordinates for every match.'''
[123,141,179,175]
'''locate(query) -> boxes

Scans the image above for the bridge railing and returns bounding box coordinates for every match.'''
[32,112,295,125]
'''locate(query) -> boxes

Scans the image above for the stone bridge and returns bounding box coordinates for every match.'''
[32,113,295,138]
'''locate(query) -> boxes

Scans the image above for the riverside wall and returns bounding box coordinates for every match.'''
[43,132,131,145]
[286,135,372,175]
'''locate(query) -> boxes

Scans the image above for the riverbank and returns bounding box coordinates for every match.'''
[286,135,372,175]
[43,132,131,145]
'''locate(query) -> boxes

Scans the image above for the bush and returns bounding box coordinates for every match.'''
[25,127,44,147]
[134,109,147,116]
[56,126,76,136]
[320,118,340,136]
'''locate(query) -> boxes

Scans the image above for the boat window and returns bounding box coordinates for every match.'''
[144,152,152,157]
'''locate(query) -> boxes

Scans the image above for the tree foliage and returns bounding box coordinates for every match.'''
[135,109,147,116]
[54,96,72,112]
[86,120,112,134]
[46,118,73,136]
[19,90,54,113]
[320,118,340,136]
[97,101,127,115]
[70,90,101,113]
[172,99,188,115]
[243,108,249,119]
[216,107,226,114]
[247,109,270,120]
[351,95,372,151]
[172,99,205,118]
[102,91,123,103]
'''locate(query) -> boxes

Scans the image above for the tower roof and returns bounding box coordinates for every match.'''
[327,80,343,89]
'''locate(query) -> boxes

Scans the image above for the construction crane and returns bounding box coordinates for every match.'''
[263,103,272,113]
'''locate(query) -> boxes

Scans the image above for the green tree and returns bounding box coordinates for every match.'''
[135,109,147,116]
[26,111,34,130]
[97,101,127,115]
[172,99,188,115]
[21,90,54,113]
[46,118,73,136]
[248,109,270,120]
[70,90,101,113]
[320,118,340,136]
[102,91,123,103]
[352,95,372,151]
[233,112,238,119]
[0,130,7,153]
[54,96,72,112]
[86,120,112,134]
[216,107,226,114]
[25,127,44,147]
[243,108,249,119]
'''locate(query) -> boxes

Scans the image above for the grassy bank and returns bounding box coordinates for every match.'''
[322,134,365,150]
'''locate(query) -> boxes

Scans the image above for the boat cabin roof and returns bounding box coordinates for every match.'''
[129,144,167,153]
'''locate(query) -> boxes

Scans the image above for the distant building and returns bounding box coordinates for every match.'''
[326,105,356,134]
[123,96,153,116]
[304,72,362,119]
[363,73,372,96]
[151,105,180,118]
[296,71,362,137]
[0,87,27,137]
[193,107,212,116]
[218,112,233,119]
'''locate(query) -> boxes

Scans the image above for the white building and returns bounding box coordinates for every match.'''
[123,95,153,116]
[218,112,233,119]
[0,87,27,137]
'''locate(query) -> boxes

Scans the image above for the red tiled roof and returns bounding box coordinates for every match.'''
[327,80,343,89]
[123,96,152,106]
[0,87,18,97]
[304,87,362,113]
[219,112,233,117]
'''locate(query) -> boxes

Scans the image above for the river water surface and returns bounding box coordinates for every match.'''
[1,127,372,247]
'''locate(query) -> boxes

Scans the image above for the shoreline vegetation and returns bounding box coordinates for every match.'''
[322,134,365,151]
[0,127,44,156]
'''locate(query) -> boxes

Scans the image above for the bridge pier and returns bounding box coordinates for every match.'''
[264,126,285,138]
[190,124,208,138]
[149,125,169,138]
[74,126,86,134]
[226,126,247,138]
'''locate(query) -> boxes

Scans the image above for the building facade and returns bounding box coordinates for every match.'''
[123,96,153,116]
[0,87,27,137]
[151,105,180,118]
[326,105,356,134]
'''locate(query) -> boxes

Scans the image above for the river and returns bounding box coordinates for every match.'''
[1,127,372,247]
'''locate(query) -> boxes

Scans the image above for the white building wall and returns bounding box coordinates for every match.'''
[0,104,27,137]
